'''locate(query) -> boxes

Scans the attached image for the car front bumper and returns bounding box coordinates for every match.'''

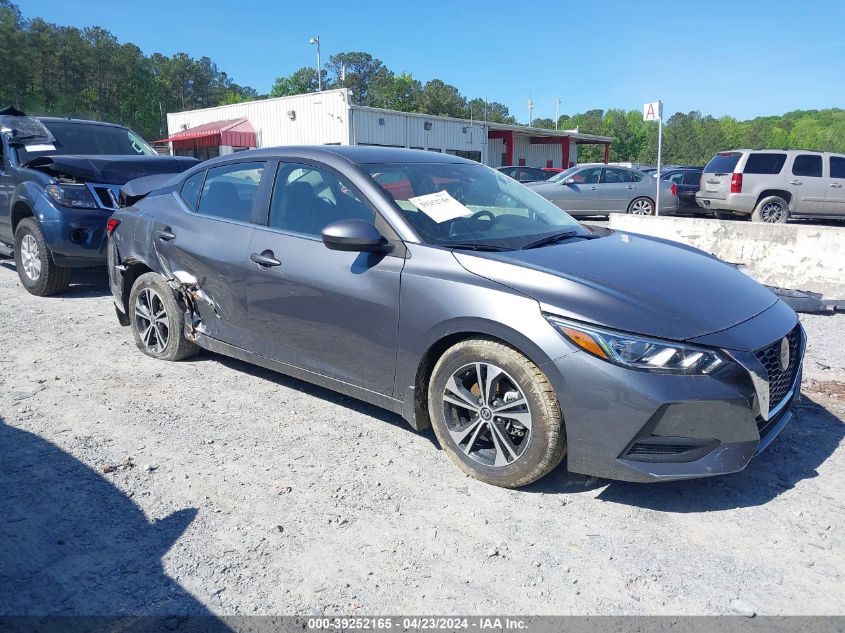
[542,304,804,483]
[33,192,111,267]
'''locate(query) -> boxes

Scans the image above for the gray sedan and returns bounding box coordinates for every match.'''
[526,164,678,216]
[107,147,803,488]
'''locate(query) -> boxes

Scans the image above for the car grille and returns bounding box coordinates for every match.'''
[86,183,121,210]
[754,324,802,413]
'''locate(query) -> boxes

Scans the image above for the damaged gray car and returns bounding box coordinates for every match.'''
[0,107,196,295]
[107,146,805,488]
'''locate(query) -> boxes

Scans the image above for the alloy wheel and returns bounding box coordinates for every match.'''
[630,199,654,215]
[760,201,785,223]
[20,234,41,281]
[134,287,169,353]
[442,362,532,468]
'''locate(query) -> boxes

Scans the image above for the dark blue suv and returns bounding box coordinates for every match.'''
[0,109,197,295]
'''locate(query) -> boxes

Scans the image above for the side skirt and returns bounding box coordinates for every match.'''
[194,333,409,423]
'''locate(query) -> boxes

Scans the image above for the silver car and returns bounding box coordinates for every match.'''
[526,164,679,216]
[696,149,845,222]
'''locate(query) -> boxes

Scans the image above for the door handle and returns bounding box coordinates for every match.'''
[250,250,281,268]
[831,183,843,188]
[626,184,636,189]
[789,179,802,185]
[589,186,598,190]
[155,228,176,241]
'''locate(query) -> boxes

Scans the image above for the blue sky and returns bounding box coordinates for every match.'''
[20,0,845,121]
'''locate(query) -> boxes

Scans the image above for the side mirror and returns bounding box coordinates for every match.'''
[563,178,577,185]
[321,219,391,253]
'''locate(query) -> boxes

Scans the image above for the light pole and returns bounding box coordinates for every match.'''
[309,36,321,92]
[555,97,560,130]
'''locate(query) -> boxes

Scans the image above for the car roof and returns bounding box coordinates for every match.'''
[200,145,477,168]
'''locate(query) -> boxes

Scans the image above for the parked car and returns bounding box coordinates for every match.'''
[107,146,804,488]
[660,167,704,213]
[526,164,678,216]
[0,108,197,296]
[542,167,564,174]
[696,149,845,222]
[497,166,555,183]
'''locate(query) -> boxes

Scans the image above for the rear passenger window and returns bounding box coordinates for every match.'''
[197,162,266,223]
[830,156,845,179]
[665,172,685,184]
[603,168,631,184]
[180,171,205,210]
[743,153,786,175]
[792,154,822,178]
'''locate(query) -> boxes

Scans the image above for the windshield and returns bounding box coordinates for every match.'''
[548,166,582,183]
[704,152,742,174]
[366,162,589,250]
[15,121,156,164]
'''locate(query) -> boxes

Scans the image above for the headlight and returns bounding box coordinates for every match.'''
[45,184,98,209]
[546,315,725,375]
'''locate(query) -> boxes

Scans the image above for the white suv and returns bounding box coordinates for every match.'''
[696,149,845,222]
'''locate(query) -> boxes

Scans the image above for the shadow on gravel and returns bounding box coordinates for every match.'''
[0,262,110,298]
[0,417,229,629]
[188,352,441,449]
[595,395,844,512]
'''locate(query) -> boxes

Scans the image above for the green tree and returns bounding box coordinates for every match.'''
[326,51,389,106]
[418,79,466,118]
[270,67,321,97]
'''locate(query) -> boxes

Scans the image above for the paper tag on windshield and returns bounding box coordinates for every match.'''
[408,190,472,223]
[24,143,54,152]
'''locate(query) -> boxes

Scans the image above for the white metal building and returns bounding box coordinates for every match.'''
[163,89,613,169]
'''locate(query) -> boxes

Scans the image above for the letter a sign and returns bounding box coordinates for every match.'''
[643,101,663,121]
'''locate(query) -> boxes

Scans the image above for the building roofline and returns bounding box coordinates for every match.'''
[166,88,351,118]
[350,104,613,143]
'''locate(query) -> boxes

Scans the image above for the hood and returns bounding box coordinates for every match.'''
[24,154,199,184]
[453,231,778,341]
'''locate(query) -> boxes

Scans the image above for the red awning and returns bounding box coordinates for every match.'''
[158,118,256,149]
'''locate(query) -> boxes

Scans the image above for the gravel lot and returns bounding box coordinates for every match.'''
[1,261,844,617]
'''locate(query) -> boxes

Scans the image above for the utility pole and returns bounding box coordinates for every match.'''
[555,97,561,130]
[309,36,322,92]
[527,98,534,127]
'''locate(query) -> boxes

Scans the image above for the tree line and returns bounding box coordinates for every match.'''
[2,0,843,166]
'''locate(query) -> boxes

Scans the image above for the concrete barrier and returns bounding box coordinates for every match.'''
[607,215,845,304]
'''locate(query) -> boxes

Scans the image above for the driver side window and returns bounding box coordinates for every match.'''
[269,163,374,237]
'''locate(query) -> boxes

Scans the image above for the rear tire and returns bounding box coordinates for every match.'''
[14,218,71,296]
[627,197,655,216]
[128,272,199,362]
[751,196,790,223]
[427,338,566,488]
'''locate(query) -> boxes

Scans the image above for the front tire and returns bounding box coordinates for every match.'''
[751,196,790,223]
[128,272,199,361]
[427,338,566,488]
[627,197,655,216]
[14,218,71,296]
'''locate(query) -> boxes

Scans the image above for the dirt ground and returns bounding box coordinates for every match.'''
[1,263,843,617]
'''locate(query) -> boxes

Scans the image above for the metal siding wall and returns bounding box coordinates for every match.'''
[488,138,504,167]
[512,136,560,168]
[166,89,350,148]
[355,109,486,155]
[353,110,408,147]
